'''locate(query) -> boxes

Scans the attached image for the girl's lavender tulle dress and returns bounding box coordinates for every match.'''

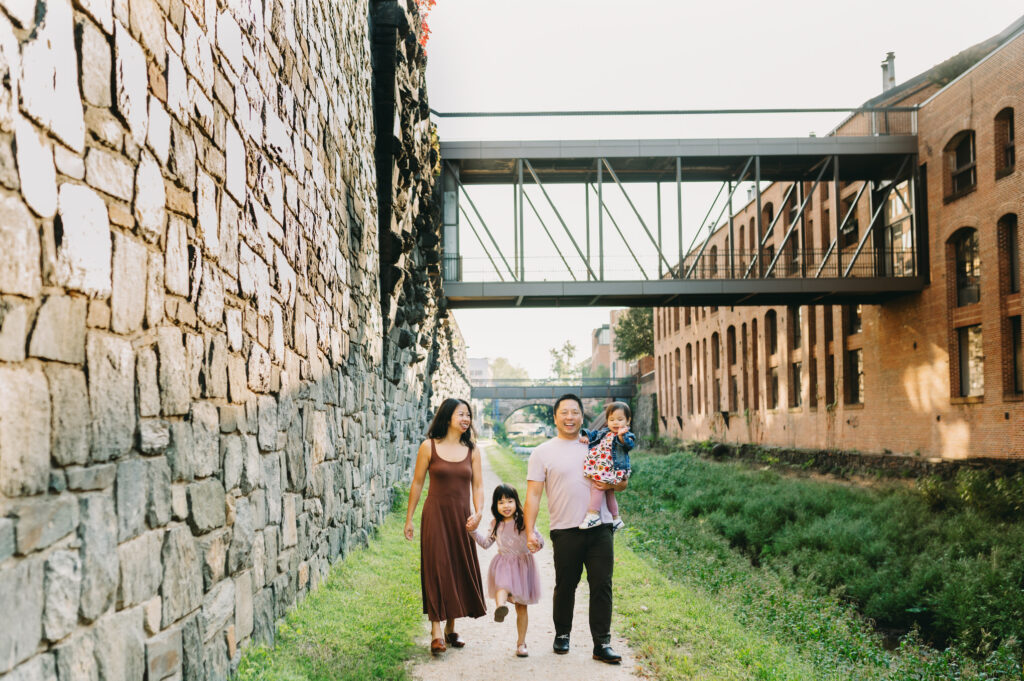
[473,519,543,605]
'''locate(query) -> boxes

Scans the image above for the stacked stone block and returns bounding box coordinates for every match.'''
[0,0,460,679]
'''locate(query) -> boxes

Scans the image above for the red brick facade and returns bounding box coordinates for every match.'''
[653,29,1024,459]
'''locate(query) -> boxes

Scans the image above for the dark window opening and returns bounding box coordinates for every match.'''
[845,348,863,405]
[947,131,977,198]
[995,108,1015,177]
[846,304,862,335]
[954,229,981,306]
[1012,316,1023,395]
[790,362,802,408]
[999,214,1019,294]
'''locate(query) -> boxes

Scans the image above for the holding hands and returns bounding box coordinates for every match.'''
[526,534,541,553]
[465,511,483,532]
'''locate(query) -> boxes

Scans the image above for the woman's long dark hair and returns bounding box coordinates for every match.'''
[489,484,525,538]
[426,398,476,449]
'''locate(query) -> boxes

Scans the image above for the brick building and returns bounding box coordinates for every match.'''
[653,19,1024,459]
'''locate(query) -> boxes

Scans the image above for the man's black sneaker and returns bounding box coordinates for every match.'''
[553,634,570,654]
[592,644,622,664]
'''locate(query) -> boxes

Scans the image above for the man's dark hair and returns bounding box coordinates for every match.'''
[553,393,584,415]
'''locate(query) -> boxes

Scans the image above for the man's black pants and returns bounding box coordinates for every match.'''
[549,524,614,645]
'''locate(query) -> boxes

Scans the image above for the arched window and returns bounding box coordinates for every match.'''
[765,310,778,355]
[709,245,718,277]
[762,203,774,237]
[726,326,736,365]
[995,108,1015,178]
[952,228,981,306]
[711,332,720,370]
[945,130,977,198]
[749,217,756,251]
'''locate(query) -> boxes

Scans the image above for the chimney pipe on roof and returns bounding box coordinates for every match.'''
[881,52,896,91]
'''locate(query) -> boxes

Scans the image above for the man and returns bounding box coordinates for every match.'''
[524,393,626,664]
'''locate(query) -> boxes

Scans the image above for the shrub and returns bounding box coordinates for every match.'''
[628,451,1024,657]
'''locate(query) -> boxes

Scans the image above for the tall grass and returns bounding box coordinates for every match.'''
[623,450,1024,678]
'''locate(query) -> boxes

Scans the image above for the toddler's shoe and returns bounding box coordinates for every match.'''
[578,512,602,530]
[611,517,626,532]
[494,605,508,622]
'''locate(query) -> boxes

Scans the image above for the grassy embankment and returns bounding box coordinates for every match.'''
[235,443,1024,680]
[620,448,1024,681]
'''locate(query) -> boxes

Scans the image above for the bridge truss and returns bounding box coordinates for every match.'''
[437,109,926,308]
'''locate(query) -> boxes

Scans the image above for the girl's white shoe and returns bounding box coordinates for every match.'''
[578,512,602,529]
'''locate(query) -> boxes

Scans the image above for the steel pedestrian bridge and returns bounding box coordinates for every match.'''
[435,108,926,308]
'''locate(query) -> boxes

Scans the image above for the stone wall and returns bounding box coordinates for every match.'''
[0,0,457,678]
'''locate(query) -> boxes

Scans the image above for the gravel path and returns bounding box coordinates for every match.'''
[411,443,641,680]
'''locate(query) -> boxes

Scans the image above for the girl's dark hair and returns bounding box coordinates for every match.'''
[605,401,631,421]
[490,483,525,537]
[426,398,476,449]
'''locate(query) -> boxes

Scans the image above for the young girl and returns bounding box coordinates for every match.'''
[579,401,636,531]
[472,484,543,658]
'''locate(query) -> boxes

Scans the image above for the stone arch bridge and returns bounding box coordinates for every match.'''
[471,379,636,425]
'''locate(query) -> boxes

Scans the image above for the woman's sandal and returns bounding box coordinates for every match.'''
[444,631,466,648]
[516,643,529,657]
[493,605,509,622]
[430,638,446,655]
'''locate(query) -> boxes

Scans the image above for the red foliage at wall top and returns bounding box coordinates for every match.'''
[417,0,436,47]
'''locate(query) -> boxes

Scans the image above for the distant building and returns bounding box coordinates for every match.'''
[590,324,611,376]
[468,357,491,383]
[653,18,1024,459]
[608,309,637,379]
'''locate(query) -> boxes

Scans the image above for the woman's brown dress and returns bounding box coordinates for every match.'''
[420,440,486,621]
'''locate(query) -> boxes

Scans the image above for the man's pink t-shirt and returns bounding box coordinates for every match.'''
[527,436,612,530]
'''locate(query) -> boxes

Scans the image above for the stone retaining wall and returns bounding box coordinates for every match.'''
[0,0,456,678]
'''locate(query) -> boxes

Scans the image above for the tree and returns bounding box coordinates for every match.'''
[613,308,654,360]
[549,341,580,379]
[489,357,529,380]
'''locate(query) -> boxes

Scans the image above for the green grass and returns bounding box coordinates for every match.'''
[487,442,822,680]
[234,444,1024,681]
[622,449,1024,680]
[234,491,426,681]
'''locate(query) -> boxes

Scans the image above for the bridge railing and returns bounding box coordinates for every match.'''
[472,377,636,388]
[432,107,917,140]
[446,247,916,283]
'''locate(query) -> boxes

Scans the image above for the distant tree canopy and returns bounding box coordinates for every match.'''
[549,341,579,379]
[489,357,529,380]
[613,308,654,360]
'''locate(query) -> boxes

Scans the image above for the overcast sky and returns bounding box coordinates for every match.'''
[424,1,1023,379]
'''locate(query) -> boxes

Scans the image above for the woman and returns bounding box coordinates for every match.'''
[404,398,487,655]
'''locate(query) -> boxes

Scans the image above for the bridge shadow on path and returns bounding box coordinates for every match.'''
[410,442,640,680]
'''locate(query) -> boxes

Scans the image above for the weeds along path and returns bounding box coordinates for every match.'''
[410,442,641,681]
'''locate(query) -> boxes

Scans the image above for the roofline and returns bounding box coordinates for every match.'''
[920,25,1024,107]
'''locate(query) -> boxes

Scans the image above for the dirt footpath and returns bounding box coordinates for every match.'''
[411,443,641,680]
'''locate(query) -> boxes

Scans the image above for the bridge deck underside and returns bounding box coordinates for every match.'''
[471,385,637,399]
[442,137,918,184]
[445,277,926,309]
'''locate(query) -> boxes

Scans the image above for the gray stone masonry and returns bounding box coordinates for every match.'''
[0,0,465,678]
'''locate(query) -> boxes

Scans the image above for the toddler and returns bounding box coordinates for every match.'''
[579,401,635,531]
[472,483,544,657]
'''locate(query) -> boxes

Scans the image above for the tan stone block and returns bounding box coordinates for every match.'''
[164,179,195,216]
